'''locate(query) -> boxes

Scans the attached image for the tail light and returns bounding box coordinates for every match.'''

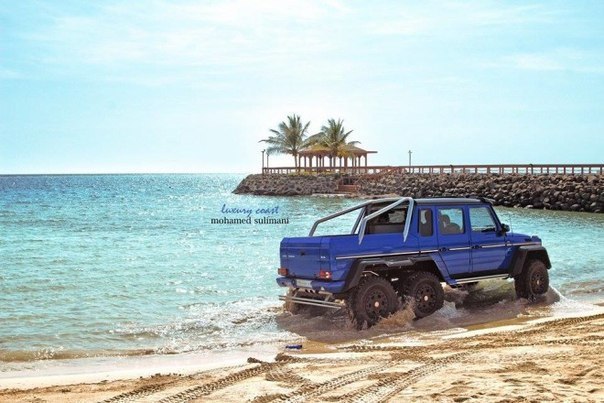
[318,270,332,280]
[278,267,288,276]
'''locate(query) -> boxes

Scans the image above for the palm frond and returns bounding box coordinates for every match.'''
[260,114,312,164]
[266,145,285,155]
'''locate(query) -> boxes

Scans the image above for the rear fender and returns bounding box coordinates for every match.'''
[510,246,551,277]
[342,255,444,292]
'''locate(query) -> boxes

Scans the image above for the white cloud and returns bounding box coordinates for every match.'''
[14,1,602,87]
[367,15,433,36]
[366,1,554,37]
[0,68,23,80]
[503,49,604,74]
[509,54,563,71]
[450,2,550,26]
[28,0,347,74]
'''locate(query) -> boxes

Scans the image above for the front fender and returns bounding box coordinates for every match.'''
[509,246,551,277]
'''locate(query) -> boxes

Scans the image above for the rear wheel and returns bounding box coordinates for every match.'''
[283,290,300,315]
[403,272,445,318]
[283,289,302,314]
[349,276,399,329]
[515,259,549,300]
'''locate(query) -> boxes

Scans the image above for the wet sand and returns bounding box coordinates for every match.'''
[2,284,604,402]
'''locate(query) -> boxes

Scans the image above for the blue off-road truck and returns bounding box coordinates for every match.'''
[277,197,551,328]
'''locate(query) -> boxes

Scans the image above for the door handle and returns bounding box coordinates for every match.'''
[439,247,448,252]
[472,245,482,249]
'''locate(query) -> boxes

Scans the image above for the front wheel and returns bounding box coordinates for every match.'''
[349,276,399,329]
[515,259,549,300]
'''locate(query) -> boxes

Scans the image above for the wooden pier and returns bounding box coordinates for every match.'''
[262,164,604,175]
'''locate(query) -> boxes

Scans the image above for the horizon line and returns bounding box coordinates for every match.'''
[0,172,252,176]
[2,162,603,176]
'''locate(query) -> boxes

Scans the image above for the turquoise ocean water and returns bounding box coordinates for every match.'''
[1,174,603,363]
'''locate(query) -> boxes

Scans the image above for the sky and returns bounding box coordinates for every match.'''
[1,0,603,174]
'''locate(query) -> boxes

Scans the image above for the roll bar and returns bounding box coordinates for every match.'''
[308,197,415,245]
[358,197,414,244]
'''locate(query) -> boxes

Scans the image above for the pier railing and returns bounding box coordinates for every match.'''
[262,164,604,175]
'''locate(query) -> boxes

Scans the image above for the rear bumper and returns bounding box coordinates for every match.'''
[278,293,344,310]
[276,277,346,294]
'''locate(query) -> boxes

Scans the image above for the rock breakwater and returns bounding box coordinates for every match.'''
[234,173,604,213]
[233,173,340,196]
[357,172,603,213]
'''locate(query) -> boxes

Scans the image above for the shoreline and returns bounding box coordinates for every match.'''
[0,347,279,389]
[2,294,604,401]
[2,288,602,370]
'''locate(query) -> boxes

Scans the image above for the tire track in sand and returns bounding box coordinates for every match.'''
[251,361,398,403]
[331,353,465,403]
[157,362,281,403]
[100,383,173,403]
[98,362,266,403]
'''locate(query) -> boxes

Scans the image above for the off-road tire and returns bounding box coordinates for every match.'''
[403,272,445,318]
[515,259,549,300]
[283,289,301,314]
[349,276,399,329]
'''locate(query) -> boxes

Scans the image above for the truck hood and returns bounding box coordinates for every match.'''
[507,232,542,244]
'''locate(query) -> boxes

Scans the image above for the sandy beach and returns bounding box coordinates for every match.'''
[2,294,603,403]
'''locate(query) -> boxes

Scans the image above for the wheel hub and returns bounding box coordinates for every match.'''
[530,270,548,295]
[364,288,389,319]
[416,284,437,313]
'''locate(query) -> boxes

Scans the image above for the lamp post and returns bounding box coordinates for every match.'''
[261,149,265,174]
[408,150,412,169]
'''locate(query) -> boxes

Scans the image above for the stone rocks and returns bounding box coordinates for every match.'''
[233,174,340,196]
[233,172,604,213]
[357,173,603,213]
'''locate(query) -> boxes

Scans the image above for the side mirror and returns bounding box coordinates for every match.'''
[501,223,510,233]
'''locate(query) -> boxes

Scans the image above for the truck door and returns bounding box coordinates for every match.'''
[436,206,471,278]
[468,206,509,275]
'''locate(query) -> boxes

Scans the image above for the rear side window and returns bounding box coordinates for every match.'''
[383,207,406,224]
[438,208,465,235]
[418,208,433,236]
[365,206,408,235]
[470,207,497,232]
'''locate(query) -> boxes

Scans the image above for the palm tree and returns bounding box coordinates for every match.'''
[308,118,358,167]
[260,114,311,168]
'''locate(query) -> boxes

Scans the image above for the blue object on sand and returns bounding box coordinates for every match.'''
[285,344,303,350]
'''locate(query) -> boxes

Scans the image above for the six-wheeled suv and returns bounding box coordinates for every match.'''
[277,197,551,328]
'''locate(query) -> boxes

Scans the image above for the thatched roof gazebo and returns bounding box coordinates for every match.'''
[297,144,377,169]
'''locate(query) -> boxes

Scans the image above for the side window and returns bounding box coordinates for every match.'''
[470,207,497,232]
[438,208,465,235]
[385,207,406,225]
[365,206,407,235]
[418,208,433,236]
